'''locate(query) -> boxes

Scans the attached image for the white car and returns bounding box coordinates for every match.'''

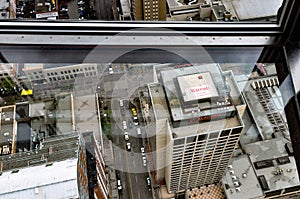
[142,156,147,166]
[109,67,114,74]
[137,128,141,136]
[124,132,129,141]
[133,116,139,125]
[119,99,124,107]
[117,179,122,191]
[141,146,145,156]
[122,121,127,130]
[126,143,131,151]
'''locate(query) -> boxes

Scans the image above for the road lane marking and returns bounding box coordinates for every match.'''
[124,142,135,199]
[133,160,136,168]
[135,175,138,183]
[138,192,141,199]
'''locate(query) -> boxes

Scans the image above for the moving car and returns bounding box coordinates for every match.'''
[126,143,131,151]
[140,146,145,156]
[109,67,114,74]
[142,156,147,166]
[117,179,122,191]
[122,121,127,130]
[119,99,124,107]
[124,132,129,141]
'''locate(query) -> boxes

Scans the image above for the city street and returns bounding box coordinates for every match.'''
[111,98,153,199]
[98,66,156,198]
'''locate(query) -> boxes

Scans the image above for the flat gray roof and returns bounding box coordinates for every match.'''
[177,72,219,102]
[230,0,283,20]
[244,138,300,193]
[160,64,225,121]
[222,155,264,199]
[0,158,78,198]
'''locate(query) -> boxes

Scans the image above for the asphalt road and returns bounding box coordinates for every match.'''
[111,98,153,199]
[105,69,154,199]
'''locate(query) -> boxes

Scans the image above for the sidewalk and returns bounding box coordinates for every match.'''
[103,139,119,199]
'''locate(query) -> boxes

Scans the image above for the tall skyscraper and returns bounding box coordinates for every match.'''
[131,0,166,20]
[148,64,245,193]
[77,131,108,199]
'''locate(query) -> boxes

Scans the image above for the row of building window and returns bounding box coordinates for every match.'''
[46,67,95,76]
[171,156,231,173]
[173,133,240,148]
[173,148,234,162]
[173,141,237,156]
[47,72,97,82]
[170,163,229,185]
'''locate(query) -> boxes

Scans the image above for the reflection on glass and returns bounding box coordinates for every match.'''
[3,0,284,22]
[0,62,298,198]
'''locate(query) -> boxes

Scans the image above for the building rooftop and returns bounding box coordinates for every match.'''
[150,65,244,138]
[242,76,288,140]
[148,83,170,121]
[244,138,300,195]
[177,72,219,102]
[0,158,78,198]
[160,64,227,122]
[222,155,264,199]
[172,114,241,138]
[228,0,283,20]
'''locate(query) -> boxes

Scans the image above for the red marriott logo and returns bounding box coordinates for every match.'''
[190,86,209,93]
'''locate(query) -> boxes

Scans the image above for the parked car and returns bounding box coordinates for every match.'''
[137,128,141,136]
[60,4,68,12]
[77,0,84,5]
[146,177,151,190]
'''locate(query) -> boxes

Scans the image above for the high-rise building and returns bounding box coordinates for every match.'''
[77,131,108,199]
[131,0,166,20]
[148,64,245,193]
